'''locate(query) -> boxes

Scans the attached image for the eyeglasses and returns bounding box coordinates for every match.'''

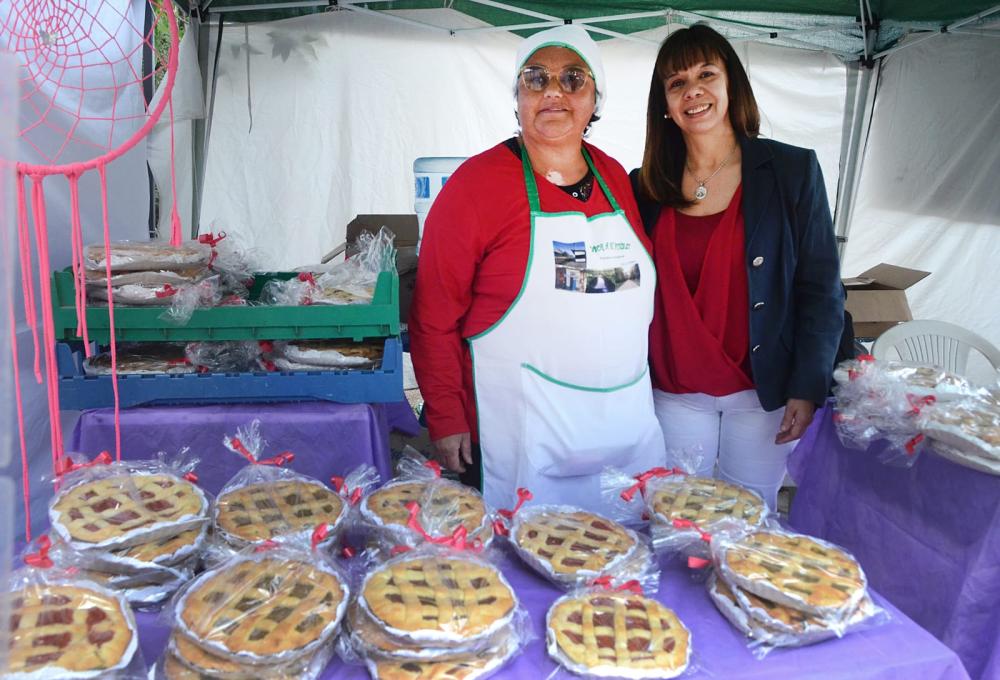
[519,65,592,94]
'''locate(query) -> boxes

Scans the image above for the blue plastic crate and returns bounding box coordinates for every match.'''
[56,338,403,409]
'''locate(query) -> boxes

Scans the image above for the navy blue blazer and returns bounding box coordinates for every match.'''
[631,137,845,411]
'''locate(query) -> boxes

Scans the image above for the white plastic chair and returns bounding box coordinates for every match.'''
[871,320,1000,374]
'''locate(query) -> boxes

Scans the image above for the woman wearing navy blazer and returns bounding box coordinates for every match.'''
[630,24,844,508]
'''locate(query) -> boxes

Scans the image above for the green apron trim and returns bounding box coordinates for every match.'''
[521,363,649,393]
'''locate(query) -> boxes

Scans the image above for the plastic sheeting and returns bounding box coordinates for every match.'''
[843,33,1000,354]
[196,9,844,269]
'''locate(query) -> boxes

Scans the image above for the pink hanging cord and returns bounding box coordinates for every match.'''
[98,166,122,462]
[28,175,66,469]
[167,96,182,245]
[14,174,41,382]
[67,174,91,355]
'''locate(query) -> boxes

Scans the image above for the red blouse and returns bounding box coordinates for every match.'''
[649,186,753,396]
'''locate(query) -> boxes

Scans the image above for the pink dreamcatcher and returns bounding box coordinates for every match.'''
[2,0,180,539]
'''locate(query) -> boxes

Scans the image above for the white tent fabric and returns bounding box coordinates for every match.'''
[843,33,1000,356]
[195,10,844,269]
[0,0,151,541]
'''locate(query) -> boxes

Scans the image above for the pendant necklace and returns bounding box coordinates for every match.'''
[687,144,738,201]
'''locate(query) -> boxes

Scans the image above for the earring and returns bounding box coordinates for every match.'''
[663,113,670,119]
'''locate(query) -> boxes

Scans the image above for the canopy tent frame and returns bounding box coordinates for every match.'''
[179,0,1000,255]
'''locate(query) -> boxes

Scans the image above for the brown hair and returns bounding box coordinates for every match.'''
[638,25,760,207]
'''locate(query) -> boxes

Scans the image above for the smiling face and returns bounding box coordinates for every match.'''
[663,59,732,138]
[517,46,596,148]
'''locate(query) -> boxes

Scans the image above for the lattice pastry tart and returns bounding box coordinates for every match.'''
[717,530,867,617]
[214,479,347,546]
[175,555,348,663]
[649,476,765,528]
[511,506,638,584]
[165,632,328,680]
[707,572,876,647]
[547,591,691,679]
[50,472,209,551]
[363,632,519,680]
[280,339,384,368]
[5,583,138,679]
[362,480,492,547]
[360,554,516,646]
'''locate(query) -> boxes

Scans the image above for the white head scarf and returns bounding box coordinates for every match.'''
[513,25,606,116]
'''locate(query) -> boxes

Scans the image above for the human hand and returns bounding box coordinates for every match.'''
[431,432,472,473]
[775,399,816,445]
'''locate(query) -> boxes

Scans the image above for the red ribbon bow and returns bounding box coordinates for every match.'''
[24,536,53,568]
[56,451,112,476]
[198,231,227,247]
[390,545,412,556]
[590,575,644,594]
[672,518,713,544]
[687,556,712,569]
[311,524,331,550]
[621,467,685,502]
[330,476,363,505]
[154,284,178,298]
[254,540,280,553]
[183,472,199,484]
[906,393,937,416]
[905,433,925,456]
[229,438,294,466]
[258,341,275,354]
[341,537,357,559]
[493,488,533,537]
[405,502,483,552]
[297,272,317,286]
[423,460,442,478]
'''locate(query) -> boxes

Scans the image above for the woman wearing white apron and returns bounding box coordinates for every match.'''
[410,26,665,512]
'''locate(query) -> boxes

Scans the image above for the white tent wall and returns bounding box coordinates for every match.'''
[843,34,1000,358]
[1,0,152,542]
[196,10,845,270]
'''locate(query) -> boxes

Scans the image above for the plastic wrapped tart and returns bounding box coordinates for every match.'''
[5,582,138,679]
[49,471,209,551]
[361,479,492,549]
[359,553,516,646]
[214,478,347,547]
[715,529,867,619]
[546,590,691,679]
[511,505,639,586]
[175,554,348,664]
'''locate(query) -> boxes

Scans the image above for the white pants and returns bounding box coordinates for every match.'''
[652,389,793,510]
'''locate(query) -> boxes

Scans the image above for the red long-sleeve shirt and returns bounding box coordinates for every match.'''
[409,140,651,442]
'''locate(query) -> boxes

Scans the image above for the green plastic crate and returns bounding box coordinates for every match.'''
[51,269,399,342]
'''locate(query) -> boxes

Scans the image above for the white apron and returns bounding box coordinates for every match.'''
[470,148,666,513]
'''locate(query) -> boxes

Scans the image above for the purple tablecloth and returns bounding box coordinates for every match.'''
[70,401,419,496]
[136,555,969,679]
[789,404,1000,680]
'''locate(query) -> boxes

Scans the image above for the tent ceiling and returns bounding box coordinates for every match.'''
[177,0,1000,59]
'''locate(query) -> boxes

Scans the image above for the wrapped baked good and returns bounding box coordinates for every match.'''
[48,454,209,552]
[77,562,193,609]
[172,532,349,666]
[833,358,978,401]
[361,463,493,551]
[212,421,373,549]
[185,340,263,373]
[84,266,208,287]
[84,240,212,272]
[707,571,881,653]
[505,502,655,590]
[4,537,144,679]
[546,584,691,679]
[922,393,1000,464]
[713,528,867,624]
[156,629,335,679]
[276,339,383,368]
[357,550,517,648]
[361,634,519,680]
[83,343,194,376]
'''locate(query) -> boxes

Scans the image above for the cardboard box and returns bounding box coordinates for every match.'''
[843,263,930,339]
[346,214,418,323]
